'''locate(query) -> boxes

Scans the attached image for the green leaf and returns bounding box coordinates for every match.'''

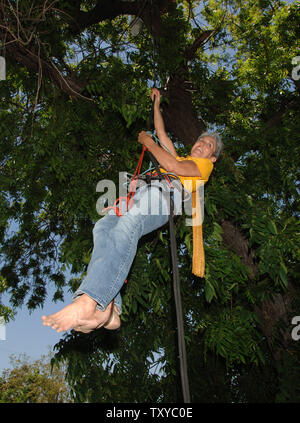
[205,281,216,303]
[279,262,288,288]
[267,220,277,235]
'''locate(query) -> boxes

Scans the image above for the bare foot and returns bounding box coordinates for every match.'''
[102,304,121,330]
[74,303,121,333]
[42,295,120,334]
[42,294,99,333]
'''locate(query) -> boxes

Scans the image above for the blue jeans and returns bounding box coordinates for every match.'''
[73,181,182,314]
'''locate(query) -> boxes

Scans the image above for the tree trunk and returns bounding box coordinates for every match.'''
[221,220,295,360]
[162,74,205,146]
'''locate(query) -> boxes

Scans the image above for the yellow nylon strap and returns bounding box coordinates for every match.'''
[192,190,205,277]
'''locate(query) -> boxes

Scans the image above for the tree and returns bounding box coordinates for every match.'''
[0,352,72,403]
[0,0,299,402]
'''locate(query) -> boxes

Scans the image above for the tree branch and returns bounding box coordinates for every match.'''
[184,30,214,61]
[71,0,137,35]
[221,220,257,279]
[70,0,174,37]
[5,34,89,100]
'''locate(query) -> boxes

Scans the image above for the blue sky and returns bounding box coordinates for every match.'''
[0,286,69,372]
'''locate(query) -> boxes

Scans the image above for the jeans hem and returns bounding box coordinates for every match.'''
[72,289,122,315]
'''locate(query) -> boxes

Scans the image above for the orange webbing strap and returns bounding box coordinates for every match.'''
[192,190,205,278]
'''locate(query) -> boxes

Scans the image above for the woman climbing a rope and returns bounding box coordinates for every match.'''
[42,88,223,333]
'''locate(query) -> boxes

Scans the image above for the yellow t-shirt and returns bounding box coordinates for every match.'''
[160,156,214,192]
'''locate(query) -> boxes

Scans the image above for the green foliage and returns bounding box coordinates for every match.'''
[202,307,263,366]
[0,352,71,403]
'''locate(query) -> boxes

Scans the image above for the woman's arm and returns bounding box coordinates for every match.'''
[138,131,201,177]
[151,88,177,158]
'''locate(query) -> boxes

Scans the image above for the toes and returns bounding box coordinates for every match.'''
[42,315,64,332]
[42,317,53,327]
